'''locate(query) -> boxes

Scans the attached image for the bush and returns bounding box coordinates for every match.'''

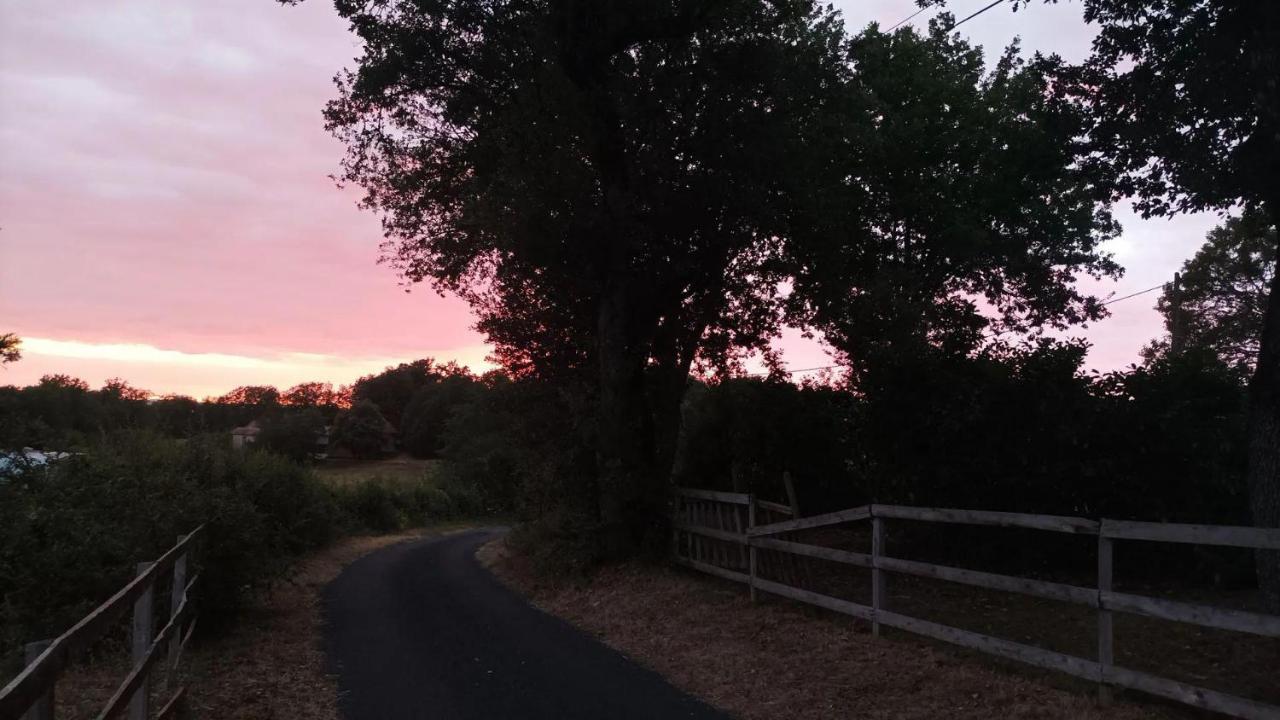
[0,431,341,674]
[329,474,473,532]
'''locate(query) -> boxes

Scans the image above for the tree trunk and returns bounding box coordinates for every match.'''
[595,279,661,557]
[1247,202,1280,612]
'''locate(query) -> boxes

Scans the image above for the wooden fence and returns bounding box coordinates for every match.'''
[671,489,1280,720]
[0,527,205,720]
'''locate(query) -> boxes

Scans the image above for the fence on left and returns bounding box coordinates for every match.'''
[0,526,206,720]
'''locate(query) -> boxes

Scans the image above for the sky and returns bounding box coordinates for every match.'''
[0,0,1225,398]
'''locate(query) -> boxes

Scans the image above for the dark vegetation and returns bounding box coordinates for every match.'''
[283,0,1280,610]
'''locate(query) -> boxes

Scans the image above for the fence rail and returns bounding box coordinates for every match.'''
[670,491,1280,720]
[0,526,205,720]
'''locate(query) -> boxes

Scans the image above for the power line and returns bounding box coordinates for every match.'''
[884,0,1006,34]
[950,0,1006,29]
[886,5,930,32]
[1100,283,1163,307]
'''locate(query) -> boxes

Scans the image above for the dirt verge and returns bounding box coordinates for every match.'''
[480,538,1167,720]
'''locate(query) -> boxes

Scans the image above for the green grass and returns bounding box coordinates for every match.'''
[314,454,441,487]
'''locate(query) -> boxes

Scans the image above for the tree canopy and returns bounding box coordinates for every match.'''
[1146,210,1276,377]
[292,0,1130,552]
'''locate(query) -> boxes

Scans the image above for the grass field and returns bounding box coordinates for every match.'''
[313,454,441,487]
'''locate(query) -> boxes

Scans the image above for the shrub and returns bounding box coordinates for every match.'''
[0,431,340,673]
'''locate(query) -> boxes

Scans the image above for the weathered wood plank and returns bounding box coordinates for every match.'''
[673,487,751,505]
[1098,535,1114,704]
[1101,519,1280,549]
[0,527,204,720]
[750,537,874,568]
[753,578,874,622]
[1102,590,1280,638]
[156,686,186,720]
[877,610,1100,681]
[673,556,750,585]
[876,555,1098,607]
[97,593,193,720]
[1105,665,1280,720]
[21,641,52,720]
[755,499,795,517]
[748,496,758,603]
[747,506,871,537]
[872,517,886,637]
[872,505,1099,535]
[673,522,745,545]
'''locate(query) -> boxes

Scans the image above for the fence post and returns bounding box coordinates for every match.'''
[131,562,154,720]
[167,535,188,678]
[21,640,53,720]
[748,494,757,603]
[1097,527,1114,705]
[782,471,800,517]
[872,508,886,638]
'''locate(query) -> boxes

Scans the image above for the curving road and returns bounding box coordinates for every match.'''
[323,528,729,720]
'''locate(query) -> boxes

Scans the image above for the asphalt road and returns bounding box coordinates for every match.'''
[323,528,729,720]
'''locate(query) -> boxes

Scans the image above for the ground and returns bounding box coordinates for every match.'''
[313,454,441,486]
[482,537,1175,720]
[55,527,442,720]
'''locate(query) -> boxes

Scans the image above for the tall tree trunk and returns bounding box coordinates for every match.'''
[595,279,661,556]
[1248,201,1280,612]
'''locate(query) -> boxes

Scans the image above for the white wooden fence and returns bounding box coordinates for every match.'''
[671,489,1280,720]
[0,527,205,720]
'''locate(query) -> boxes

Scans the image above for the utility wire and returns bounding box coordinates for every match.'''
[749,281,1168,377]
[950,0,1006,29]
[886,5,930,32]
[884,0,1006,34]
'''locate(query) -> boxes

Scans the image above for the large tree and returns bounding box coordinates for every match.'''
[1016,0,1280,610]
[785,22,1119,375]
[290,0,852,552]
[1146,210,1276,377]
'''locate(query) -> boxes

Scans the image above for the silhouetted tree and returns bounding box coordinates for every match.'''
[331,401,391,460]
[216,385,280,408]
[1145,210,1276,378]
[1032,0,1280,609]
[0,334,19,365]
[297,0,868,552]
[786,22,1118,376]
[258,408,327,462]
[351,360,450,430]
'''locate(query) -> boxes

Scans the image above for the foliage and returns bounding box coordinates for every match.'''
[787,23,1118,371]
[331,400,391,460]
[256,408,328,462]
[1145,210,1276,376]
[297,0,1126,559]
[350,359,457,430]
[1039,0,1280,611]
[281,381,351,419]
[400,372,480,458]
[0,333,20,365]
[215,385,281,407]
[0,432,342,671]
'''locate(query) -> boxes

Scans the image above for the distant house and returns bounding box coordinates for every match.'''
[230,420,261,450]
[232,419,332,459]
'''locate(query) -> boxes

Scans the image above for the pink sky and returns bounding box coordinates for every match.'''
[0,0,1222,397]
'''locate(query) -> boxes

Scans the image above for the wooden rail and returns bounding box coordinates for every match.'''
[0,527,205,720]
[670,490,1280,720]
